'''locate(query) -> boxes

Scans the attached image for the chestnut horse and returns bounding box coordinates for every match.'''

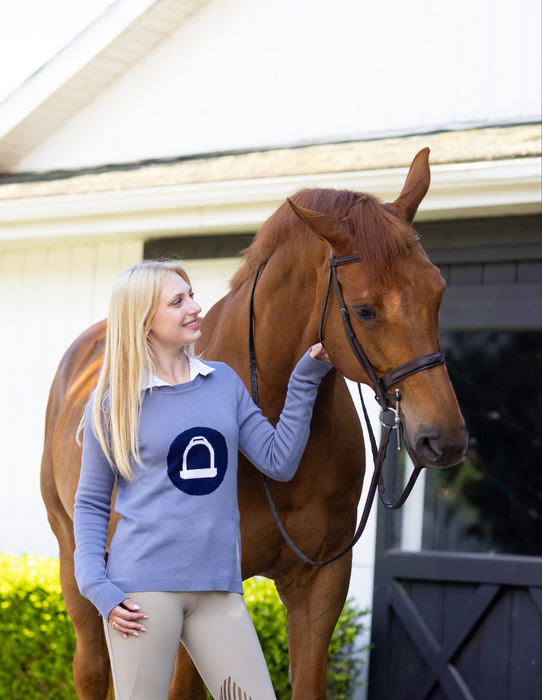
[41,148,467,700]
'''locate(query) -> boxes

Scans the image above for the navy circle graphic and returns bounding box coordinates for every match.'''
[167,427,228,496]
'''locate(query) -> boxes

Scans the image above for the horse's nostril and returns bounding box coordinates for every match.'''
[413,426,466,467]
[415,428,440,456]
[429,439,443,457]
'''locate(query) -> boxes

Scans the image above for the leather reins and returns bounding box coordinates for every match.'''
[248,245,445,566]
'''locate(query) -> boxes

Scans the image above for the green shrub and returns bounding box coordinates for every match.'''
[0,555,369,700]
[0,554,77,700]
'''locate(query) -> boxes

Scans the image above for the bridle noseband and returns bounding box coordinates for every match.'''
[248,241,445,567]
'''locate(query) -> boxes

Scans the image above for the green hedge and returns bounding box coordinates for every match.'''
[0,554,76,699]
[0,554,369,700]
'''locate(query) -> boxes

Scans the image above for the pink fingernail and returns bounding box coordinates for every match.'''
[143,615,149,619]
[133,632,139,637]
[133,604,140,610]
[140,627,147,632]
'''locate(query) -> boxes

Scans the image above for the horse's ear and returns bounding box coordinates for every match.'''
[287,198,348,249]
[391,147,431,223]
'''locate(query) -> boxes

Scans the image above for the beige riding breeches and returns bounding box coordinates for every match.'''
[102,590,277,700]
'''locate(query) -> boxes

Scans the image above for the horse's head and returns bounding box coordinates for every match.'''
[288,149,467,469]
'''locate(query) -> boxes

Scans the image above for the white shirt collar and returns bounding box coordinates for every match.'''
[142,355,214,389]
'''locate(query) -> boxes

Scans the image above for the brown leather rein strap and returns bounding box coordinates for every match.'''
[248,246,445,566]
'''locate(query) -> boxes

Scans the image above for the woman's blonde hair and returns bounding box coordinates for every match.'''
[80,259,194,481]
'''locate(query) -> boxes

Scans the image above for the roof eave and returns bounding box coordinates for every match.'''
[0,0,211,171]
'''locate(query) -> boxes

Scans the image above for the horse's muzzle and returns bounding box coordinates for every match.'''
[412,423,469,469]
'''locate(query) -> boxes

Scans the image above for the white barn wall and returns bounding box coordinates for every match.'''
[0,239,144,556]
[13,0,541,173]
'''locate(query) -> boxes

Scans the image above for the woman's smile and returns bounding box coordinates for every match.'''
[183,319,199,330]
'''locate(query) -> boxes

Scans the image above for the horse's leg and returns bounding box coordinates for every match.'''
[42,429,112,699]
[57,526,112,699]
[169,644,207,700]
[275,553,352,700]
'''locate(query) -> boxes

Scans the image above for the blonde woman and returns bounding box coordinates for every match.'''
[73,259,332,700]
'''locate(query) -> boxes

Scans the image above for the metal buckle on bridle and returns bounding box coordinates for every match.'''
[379,388,403,451]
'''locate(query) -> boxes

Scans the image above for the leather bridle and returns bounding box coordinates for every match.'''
[248,241,445,567]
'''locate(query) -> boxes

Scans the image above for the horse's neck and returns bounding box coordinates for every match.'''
[247,245,324,415]
[201,239,325,418]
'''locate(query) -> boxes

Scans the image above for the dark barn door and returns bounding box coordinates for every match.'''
[368,216,542,700]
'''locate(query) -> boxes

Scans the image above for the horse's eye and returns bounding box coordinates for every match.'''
[354,305,376,321]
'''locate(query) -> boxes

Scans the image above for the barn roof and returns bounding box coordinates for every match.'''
[0,0,211,171]
[0,124,539,200]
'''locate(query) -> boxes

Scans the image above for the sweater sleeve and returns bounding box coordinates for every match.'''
[73,397,128,620]
[236,349,333,481]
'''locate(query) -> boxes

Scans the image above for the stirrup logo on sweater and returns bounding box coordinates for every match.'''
[167,427,228,496]
[181,436,217,479]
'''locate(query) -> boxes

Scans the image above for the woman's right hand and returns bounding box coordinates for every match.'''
[108,598,149,638]
[310,343,331,363]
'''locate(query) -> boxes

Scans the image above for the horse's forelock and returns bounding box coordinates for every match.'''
[230,189,415,291]
[348,194,417,286]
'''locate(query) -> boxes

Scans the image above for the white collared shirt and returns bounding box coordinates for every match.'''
[142,354,215,389]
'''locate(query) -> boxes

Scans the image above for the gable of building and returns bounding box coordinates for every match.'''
[0,0,212,171]
[1,0,540,175]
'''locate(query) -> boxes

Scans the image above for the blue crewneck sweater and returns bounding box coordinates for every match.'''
[73,350,332,619]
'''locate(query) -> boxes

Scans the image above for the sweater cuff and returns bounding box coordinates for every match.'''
[294,348,334,382]
[92,583,129,621]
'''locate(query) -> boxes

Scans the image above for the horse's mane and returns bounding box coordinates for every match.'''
[230,188,416,291]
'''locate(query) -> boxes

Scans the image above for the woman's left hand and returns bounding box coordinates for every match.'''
[310,343,331,363]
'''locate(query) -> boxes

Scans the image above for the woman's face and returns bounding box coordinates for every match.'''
[148,271,202,350]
